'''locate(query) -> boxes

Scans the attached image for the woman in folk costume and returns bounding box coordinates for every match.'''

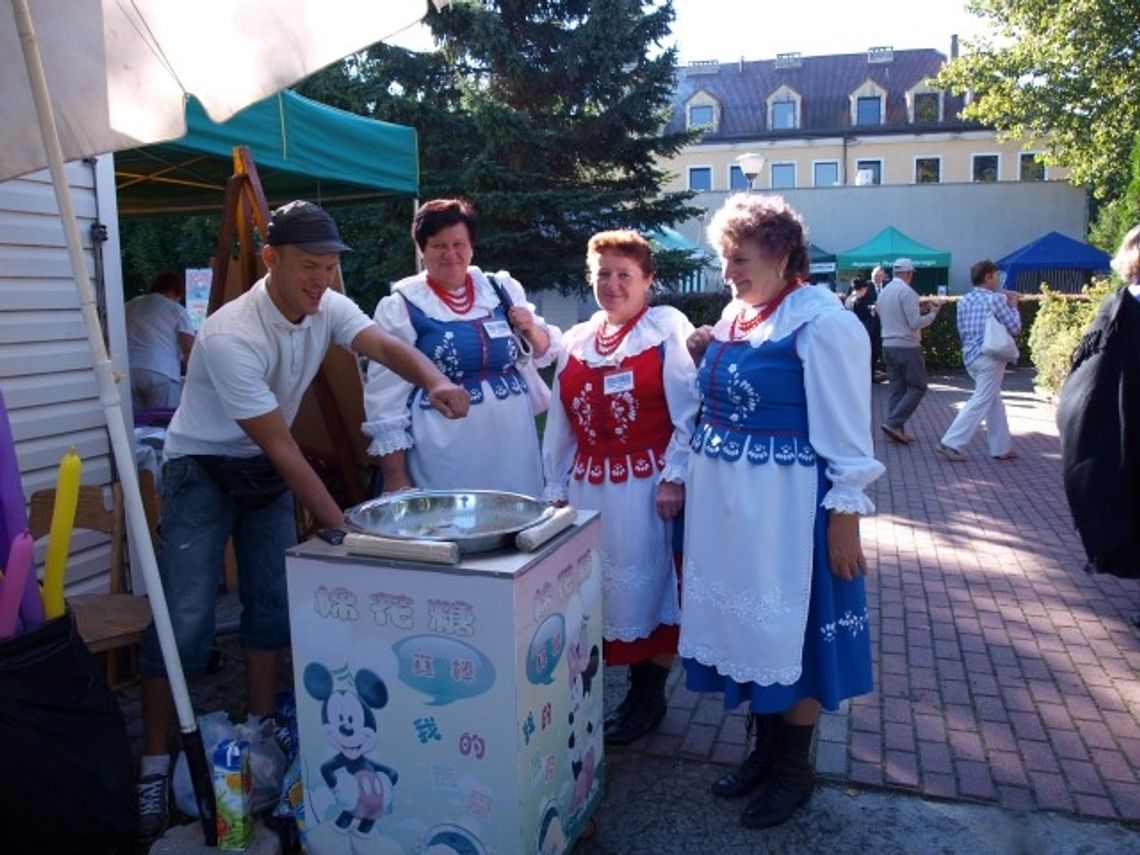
[362,198,560,496]
[543,230,699,745]
[681,194,884,829]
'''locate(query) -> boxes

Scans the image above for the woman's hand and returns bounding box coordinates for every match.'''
[507,305,551,358]
[687,325,714,363]
[656,481,684,520]
[427,381,471,419]
[827,512,867,580]
[508,305,537,336]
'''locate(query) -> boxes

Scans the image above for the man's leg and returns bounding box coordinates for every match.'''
[893,349,929,430]
[136,457,232,838]
[942,356,1003,453]
[233,489,298,717]
[883,348,908,428]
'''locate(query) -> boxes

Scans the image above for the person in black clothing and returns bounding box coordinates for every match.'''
[1057,223,1140,584]
[845,278,884,381]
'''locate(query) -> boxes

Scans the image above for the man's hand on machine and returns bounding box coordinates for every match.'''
[427,381,471,419]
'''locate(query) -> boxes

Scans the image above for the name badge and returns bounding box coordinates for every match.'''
[483,319,511,339]
[604,370,634,395]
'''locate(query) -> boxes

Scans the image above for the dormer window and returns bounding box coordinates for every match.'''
[688,104,714,127]
[907,81,943,124]
[766,85,802,131]
[686,93,719,132]
[850,80,886,127]
[856,97,881,126]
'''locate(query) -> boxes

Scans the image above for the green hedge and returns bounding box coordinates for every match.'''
[1027,280,1116,396]
[651,286,1130,390]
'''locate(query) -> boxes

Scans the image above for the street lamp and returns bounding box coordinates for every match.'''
[735,152,766,191]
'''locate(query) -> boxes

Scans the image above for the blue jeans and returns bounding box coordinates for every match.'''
[138,455,296,678]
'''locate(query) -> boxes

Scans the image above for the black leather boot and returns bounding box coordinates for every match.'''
[604,665,638,730]
[604,661,668,745]
[711,712,780,798]
[740,722,815,828]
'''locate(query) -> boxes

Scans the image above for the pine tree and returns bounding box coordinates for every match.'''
[301,0,702,300]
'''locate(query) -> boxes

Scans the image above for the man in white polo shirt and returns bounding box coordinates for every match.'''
[133,201,471,838]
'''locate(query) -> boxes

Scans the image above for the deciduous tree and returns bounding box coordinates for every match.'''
[936,0,1140,203]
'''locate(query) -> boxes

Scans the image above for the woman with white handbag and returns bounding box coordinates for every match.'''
[935,259,1022,462]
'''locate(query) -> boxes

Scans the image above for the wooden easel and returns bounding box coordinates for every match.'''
[206,147,371,531]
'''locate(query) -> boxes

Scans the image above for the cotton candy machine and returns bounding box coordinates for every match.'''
[345,489,553,554]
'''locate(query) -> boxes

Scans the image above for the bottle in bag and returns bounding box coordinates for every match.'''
[213,738,253,850]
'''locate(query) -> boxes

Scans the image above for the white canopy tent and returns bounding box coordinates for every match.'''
[2,0,444,839]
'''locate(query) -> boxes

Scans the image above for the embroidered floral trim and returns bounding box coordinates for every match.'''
[678,641,804,686]
[821,491,876,516]
[819,608,869,642]
[681,575,792,624]
[366,432,414,458]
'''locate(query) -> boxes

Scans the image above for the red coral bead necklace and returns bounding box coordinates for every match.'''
[730,282,801,339]
[595,303,649,356]
[428,273,475,314]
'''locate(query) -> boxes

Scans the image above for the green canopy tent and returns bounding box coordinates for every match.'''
[837,227,950,294]
[649,225,711,292]
[114,90,419,214]
[808,242,837,288]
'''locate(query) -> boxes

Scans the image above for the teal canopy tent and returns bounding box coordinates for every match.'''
[114,90,419,214]
[837,227,951,270]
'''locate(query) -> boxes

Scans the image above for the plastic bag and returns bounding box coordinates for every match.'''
[173,711,285,817]
[982,312,1019,363]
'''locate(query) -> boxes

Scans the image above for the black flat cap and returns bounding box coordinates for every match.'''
[267,200,352,253]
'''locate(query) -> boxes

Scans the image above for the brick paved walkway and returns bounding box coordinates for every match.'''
[122,368,1140,831]
[624,367,1140,823]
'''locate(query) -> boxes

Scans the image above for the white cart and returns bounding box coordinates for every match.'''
[285,511,603,854]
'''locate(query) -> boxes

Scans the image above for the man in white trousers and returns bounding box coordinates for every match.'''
[935,259,1021,462]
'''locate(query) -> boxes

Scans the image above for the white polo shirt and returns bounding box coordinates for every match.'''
[125,292,196,379]
[164,275,373,458]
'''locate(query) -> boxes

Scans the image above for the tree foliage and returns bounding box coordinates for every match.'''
[1089,132,1140,254]
[299,0,702,305]
[936,0,1140,202]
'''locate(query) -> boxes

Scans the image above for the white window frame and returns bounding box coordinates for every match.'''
[728,164,750,191]
[855,158,883,186]
[812,160,840,187]
[972,152,1001,183]
[1019,151,1046,181]
[688,165,714,191]
[913,155,942,184]
[908,88,943,124]
[766,85,802,132]
[769,161,797,189]
[688,104,714,128]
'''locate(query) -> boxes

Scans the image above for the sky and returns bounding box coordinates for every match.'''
[387,0,993,62]
[667,0,990,64]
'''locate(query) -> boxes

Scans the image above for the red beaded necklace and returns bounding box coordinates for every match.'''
[427,273,475,314]
[730,282,801,339]
[595,304,649,356]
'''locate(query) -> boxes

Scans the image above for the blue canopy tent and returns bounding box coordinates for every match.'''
[114,90,419,214]
[996,231,1112,293]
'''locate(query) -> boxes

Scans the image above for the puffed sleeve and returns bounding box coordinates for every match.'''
[797,309,885,514]
[541,346,577,503]
[492,269,564,368]
[361,294,418,457]
[657,309,700,484]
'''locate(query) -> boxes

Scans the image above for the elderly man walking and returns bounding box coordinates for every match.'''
[876,258,941,444]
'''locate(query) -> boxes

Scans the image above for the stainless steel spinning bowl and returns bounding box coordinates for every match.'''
[345,490,552,554]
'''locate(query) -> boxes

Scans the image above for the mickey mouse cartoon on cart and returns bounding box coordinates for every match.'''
[304,662,399,837]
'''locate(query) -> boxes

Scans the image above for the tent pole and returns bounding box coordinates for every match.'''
[11,0,216,842]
